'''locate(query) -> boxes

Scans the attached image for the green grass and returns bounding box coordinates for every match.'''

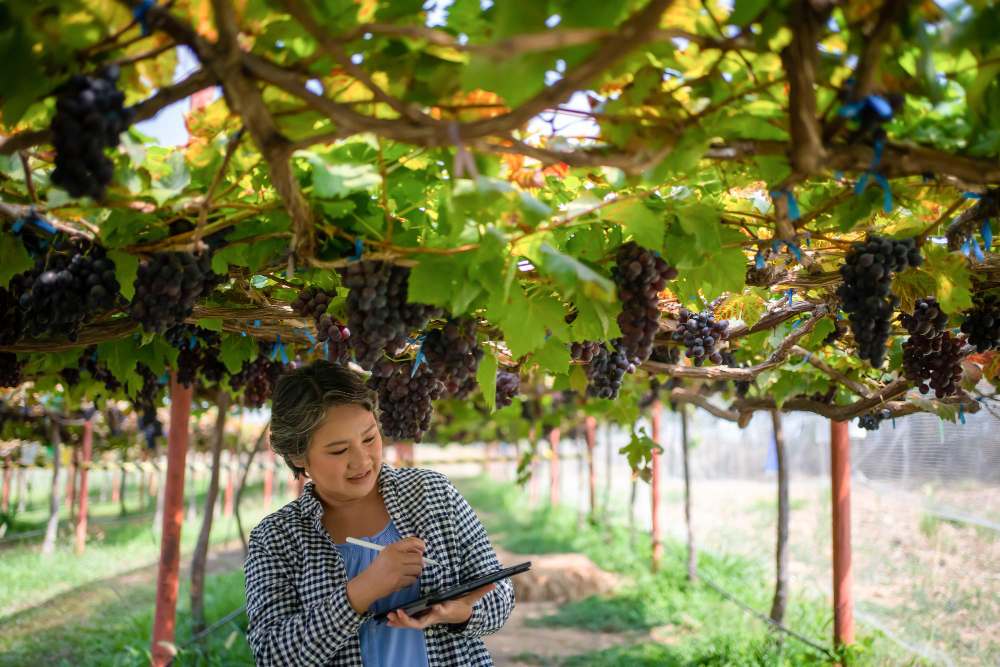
[458,475,925,667]
[0,478,274,616]
[0,567,252,667]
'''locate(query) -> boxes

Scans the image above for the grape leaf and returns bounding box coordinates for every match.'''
[0,235,32,288]
[477,348,498,412]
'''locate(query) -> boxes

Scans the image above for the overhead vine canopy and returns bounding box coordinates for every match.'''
[3,0,1000,444]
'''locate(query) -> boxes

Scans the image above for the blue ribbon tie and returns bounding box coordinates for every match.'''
[786,289,794,305]
[982,220,993,251]
[270,335,288,364]
[299,327,316,344]
[961,238,971,257]
[959,403,965,425]
[972,236,985,262]
[253,319,261,328]
[188,335,198,350]
[133,0,155,36]
[410,335,427,377]
[962,192,983,200]
[785,241,802,262]
[349,237,364,262]
[770,189,801,221]
[755,251,765,270]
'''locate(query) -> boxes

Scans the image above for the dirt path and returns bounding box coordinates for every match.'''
[485,601,640,666]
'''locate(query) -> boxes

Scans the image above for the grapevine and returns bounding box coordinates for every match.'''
[229,343,286,408]
[367,357,445,441]
[585,340,633,400]
[671,308,729,366]
[960,295,1000,352]
[900,298,964,398]
[858,408,892,431]
[423,318,483,397]
[129,251,223,333]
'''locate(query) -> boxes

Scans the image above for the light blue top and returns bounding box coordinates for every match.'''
[335,519,430,667]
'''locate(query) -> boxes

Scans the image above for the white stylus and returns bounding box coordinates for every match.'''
[345,536,442,567]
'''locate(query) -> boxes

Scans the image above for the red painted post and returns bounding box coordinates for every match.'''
[528,425,538,505]
[831,419,854,647]
[1,454,11,513]
[223,453,235,517]
[584,416,597,519]
[548,427,560,506]
[74,418,93,554]
[651,400,663,572]
[150,375,192,667]
[264,447,274,509]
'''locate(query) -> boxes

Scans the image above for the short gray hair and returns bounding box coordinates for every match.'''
[269,360,379,479]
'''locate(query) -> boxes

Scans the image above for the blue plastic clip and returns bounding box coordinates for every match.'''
[349,238,364,262]
[410,335,427,377]
[786,289,794,305]
[133,0,155,36]
[270,335,288,364]
[755,251,765,270]
[972,236,985,262]
[770,189,801,221]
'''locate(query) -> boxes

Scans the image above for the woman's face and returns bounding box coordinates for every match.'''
[297,404,383,503]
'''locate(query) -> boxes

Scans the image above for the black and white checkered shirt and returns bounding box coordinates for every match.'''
[244,463,514,666]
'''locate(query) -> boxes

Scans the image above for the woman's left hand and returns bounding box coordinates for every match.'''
[386,583,496,630]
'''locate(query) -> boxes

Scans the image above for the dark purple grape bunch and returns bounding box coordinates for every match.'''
[0,287,23,345]
[900,298,964,398]
[495,370,520,408]
[858,408,892,431]
[649,345,681,365]
[570,341,602,363]
[0,353,24,388]
[367,358,445,441]
[585,340,633,400]
[612,242,678,366]
[50,65,134,199]
[341,261,441,370]
[229,342,286,408]
[291,286,333,321]
[671,308,729,366]
[291,286,351,363]
[423,318,483,398]
[78,346,121,393]
[961,295,1000,352]
[165,324,225,387]
[837,235,922,368]
[129,251,222,333]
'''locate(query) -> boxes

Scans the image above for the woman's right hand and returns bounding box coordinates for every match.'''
[346,537,425,613]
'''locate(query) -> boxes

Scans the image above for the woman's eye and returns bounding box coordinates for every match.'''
[364,437,376,444]
[330,449,348,456]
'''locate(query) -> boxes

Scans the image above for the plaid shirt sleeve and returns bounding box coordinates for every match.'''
[442,479,515,638]
[244,522,370,666]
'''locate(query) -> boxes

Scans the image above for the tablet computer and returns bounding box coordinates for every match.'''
[372,561,531,623]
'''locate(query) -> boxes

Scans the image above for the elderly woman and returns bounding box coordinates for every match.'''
[244,360,514,666]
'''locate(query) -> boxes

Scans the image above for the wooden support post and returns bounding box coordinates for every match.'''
[651,400,663,572]
[680,406,697,581]
[150,375,192,667]
[66,446,77,518]
[74,417,93,554]
[264,447,274,509]
[769,410,789,624]
[1,454,11,513]
[584,416,597,520]
[548,427,560,507]
[41,421,62,555]
[831,419,854,647]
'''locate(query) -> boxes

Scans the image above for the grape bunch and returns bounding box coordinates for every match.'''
[718,349,752,398]
[858,408,892,431]
[671,308,729,366]
[900,298,964,398]
[837,235,922,367]
[570,341,602,363]
[341,261,441,370]
[612,242,678,365]
[291,286,333,321]
[13,240,123,341]
[0,287,22,345]
[585,340,633,400]
[165,325,226,387]
[961,295,1000,352]
[0,353,23,388]
[367,358,445,441]
[78,346,121,393]
[423,318,484,398]
[229,343,286,408]
[316,315,352,364]
[495,370,520,408]
[130,364,163,420]
[50,66,133,199]
[129,251,223,333]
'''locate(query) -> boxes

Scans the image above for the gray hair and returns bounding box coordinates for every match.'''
[269,360,379,479]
